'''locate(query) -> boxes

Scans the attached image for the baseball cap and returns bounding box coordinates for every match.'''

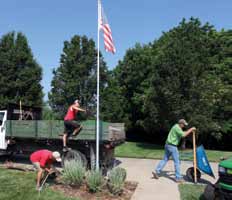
[178,119,188,126]
[52,151,62,162]
[74,99,79,104]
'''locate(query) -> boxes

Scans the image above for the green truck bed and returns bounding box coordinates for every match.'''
[5,120,125,142]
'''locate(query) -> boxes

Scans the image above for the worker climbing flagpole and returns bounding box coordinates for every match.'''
[96,0,116,170]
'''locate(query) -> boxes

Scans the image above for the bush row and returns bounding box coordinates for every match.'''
[62,159,127,195]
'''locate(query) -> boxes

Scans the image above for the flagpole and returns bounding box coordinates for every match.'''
[96,0,100,170]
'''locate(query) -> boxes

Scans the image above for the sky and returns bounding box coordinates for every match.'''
[0,0,231,100]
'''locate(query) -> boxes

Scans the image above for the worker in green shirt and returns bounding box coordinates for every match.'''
[152,119,196,183]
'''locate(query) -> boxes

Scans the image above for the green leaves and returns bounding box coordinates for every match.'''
[49,35,108,119]
[86,170,103,193]
[103,18,231,147]
[147,18,218,132]
[0,32,43,108]
[107,167,127,195]
[62,159,86,186]
[108,44,153,128]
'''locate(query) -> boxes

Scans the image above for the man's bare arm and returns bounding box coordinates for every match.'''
[43,165,52,173]
[72,105,86,112]
[183,127,196,137]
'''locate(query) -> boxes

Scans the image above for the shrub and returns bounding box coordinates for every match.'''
[108,167,127,195]
[62,159,86,186]
[86,170,103,193]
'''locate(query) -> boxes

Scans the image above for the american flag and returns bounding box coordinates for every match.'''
[99,1,116,54]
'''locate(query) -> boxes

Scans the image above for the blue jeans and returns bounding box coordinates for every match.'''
[155,144,182,180]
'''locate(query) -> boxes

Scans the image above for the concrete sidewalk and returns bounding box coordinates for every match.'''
[118,157,218,200]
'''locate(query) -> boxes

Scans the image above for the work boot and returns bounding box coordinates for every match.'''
[152,171,159,179]
[175,178,184,183]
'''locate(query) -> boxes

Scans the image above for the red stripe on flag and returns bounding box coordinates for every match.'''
[100,4,116,54]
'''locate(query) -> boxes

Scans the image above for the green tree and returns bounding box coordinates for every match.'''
[48,35,108,119]
[112,44,153,128]
[100,70,125,122]
[42,102,58,120]
[0,32,43,108]
[99,18,231,148]
[143,18,222,143]
[213,30,232,135]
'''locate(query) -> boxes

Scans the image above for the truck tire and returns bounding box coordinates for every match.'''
[62,150,87,168]
[186,167,201,182]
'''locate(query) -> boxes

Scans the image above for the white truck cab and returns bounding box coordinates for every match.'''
[0,110,8,149]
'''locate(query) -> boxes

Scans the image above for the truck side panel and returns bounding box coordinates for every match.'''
[37,120,52,138]
[5,120,125,142]
[6,120,37,138]
[51,120,64,138]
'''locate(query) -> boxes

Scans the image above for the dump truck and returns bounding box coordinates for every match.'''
[0,104,125,172]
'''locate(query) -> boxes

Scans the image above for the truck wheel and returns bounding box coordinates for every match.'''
[186,167,201,182]
[62,150,87,168]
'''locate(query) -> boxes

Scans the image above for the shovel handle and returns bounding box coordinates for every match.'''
[193,130,197,183]
[40,172,49,191]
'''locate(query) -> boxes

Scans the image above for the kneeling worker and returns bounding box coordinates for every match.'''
[30,149,61,190]
[152,119,196,183]
[63,99,86,152]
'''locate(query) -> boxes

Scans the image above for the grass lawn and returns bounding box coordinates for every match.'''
[115,142,232,162]
[0,169,79,200]
[179,184,205,200]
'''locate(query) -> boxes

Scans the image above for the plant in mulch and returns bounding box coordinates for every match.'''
[62,159,86,186]
[86,170,103,193]
[107,167,127,195]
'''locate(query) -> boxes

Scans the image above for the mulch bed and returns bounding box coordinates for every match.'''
[51,181,138,200]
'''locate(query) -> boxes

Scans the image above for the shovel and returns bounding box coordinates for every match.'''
[38,172,50,195]
[193,130,197,183]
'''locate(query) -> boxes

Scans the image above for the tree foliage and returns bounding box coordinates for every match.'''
[144,18,220,136]
[212,30,232,135]
[100,70,125,122]
[102,18,231,147]
[42,103,58,120]
[47,19,231,148]
[49,35,108,119]
[102,44,153,127]
[0,32,43,108]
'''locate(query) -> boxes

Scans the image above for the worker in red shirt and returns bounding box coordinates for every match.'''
[30,149,61,190]
[63,99,86,152]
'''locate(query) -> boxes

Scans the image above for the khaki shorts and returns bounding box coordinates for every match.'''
[32,162,42,171]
